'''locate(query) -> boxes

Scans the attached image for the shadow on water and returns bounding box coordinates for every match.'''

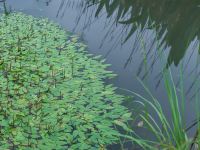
[56,0,200,67]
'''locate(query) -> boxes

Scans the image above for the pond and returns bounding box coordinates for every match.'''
[2,0,200,149]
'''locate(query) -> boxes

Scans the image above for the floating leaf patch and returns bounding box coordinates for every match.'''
[0,12,131,149]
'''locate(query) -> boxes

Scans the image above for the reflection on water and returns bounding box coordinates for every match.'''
[56,0,200,67]
[96,0,200,66]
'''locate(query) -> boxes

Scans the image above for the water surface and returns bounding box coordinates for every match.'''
[3,0,200,149]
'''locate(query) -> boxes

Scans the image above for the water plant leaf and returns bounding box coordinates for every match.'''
[0,12,130,149]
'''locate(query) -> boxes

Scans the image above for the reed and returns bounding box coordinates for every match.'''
[119,67,200,149]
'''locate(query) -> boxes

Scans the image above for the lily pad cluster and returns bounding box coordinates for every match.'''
[0,13,131,149]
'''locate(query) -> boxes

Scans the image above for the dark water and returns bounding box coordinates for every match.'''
[3,0,200,149]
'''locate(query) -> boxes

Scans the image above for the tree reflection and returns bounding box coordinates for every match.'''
[86,0,200,67]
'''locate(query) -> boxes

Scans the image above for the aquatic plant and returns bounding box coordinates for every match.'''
[120,68,200,149]
[0,13,131,149]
